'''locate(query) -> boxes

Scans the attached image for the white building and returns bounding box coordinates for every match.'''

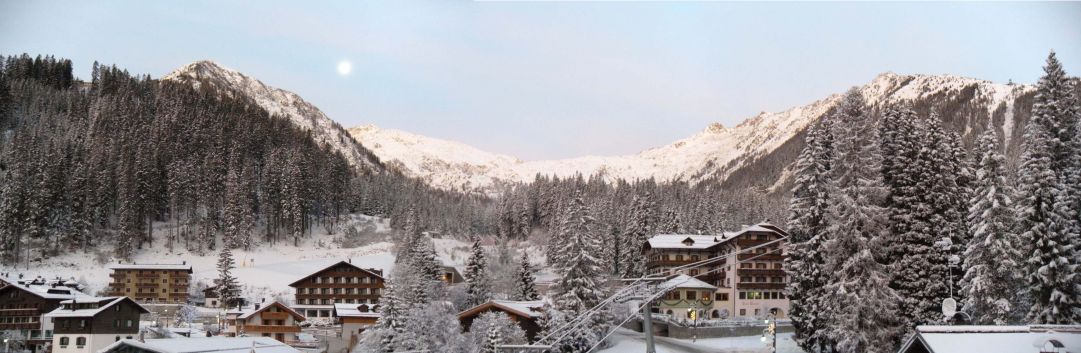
[46,297,149,353]
[100,336,301,353]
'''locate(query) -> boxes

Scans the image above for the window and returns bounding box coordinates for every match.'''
[686,291,697,300]
[754,309,761,316]
[79,319,86,328]
[740,263,752,269]
[715,293,729,301]
[60,337,69,346]
[126,320,133,327]
[690,255,699,261]
[756,263,767,269]
[675,255,684,261]
[113,320,120,328]
[739,309,746,316]
[739,292,746,300]
[76,337,87,346]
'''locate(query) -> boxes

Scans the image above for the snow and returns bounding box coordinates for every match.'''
[107,263,193,271]
[101,336,300,353]
[904,325,1081,353]
[599,329,805,353]
[163,61,379,171]
[346,72,1032,194]
[659,275,716,291]
[45,297,147,318]
[647,235,726,250]
[0,214,479,304]
[479,300,547,318]
[333,303,380,318]
[3,284,93,300]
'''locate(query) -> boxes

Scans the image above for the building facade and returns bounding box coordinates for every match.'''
[288,261,384,319]
[47,297,149,353]
[106,263,193,304]
[0,282,92,353]
[643,223,789,320]
[223,301,306,343]
[333,303,380,351]
[458,300,546,342]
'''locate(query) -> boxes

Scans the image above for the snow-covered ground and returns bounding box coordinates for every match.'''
[600,329,804,353]
[0,214,492,303]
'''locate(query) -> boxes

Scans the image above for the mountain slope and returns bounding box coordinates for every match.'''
[348,72,1034,193]
[163,61,383,171]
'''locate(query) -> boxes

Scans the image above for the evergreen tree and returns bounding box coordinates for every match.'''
[1020,51,1081,324]
[374,279,407,352]
[619,192,654,278]
[821,89,904,350]
[216,246,241,308]
[786,116,834,352]
[515,252,540,301]
[464,240,492,307]
[552,191,608,352]
[960,130,1024,325]
[480,325,502,353]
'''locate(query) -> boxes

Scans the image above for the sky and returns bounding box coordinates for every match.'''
[1,1,1079,160]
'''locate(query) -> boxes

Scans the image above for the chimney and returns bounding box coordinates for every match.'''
[261,298,266,303]
[182,261,186,265]
[348,258,351,264]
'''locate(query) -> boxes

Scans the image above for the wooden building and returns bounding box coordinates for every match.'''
[643,223,789,320]
[333,303,381,351]
[459,300,546,342]
[288,261,384,319]
[106,263,193,304]
[0,283,93,353]
[46,297,149,353]
[442,265,465,284]
[223,301,306,343]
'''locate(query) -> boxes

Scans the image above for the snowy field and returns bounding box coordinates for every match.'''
[0,214,508,303]
[599,329,804,353]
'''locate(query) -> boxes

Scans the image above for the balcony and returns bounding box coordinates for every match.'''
[736,282,786,290]
[136,282,159,288]
[137,273,161,278]
[736,238,773,247]
[647,259,696,267]
[242,324,300,333]
[736,269,786,276]
[262,312,290,320]
[0,322,40,330]
[0,308,41,315]
[737,253,784,261]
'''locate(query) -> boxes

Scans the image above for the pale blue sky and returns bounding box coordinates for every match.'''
[1,1,1079,160]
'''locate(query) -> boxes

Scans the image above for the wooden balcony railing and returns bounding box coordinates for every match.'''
[737,253,784,261]
[736,282,786,290]
[242,324,301,333]
[262,312,290,320]
[736,269,786,276]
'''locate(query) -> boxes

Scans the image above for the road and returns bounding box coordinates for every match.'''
[610,328,770,353]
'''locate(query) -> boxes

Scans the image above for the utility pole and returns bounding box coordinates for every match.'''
[641,300,656,353]
[762,309,777,353]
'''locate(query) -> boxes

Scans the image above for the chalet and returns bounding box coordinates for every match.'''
[643,223,789,320]
[46,296,149,353]
[288,261,384,319]
[333,303,381,351]
[459,300,546,342]
[223,301,306,343]
[100,336,302,353]
[0,283,93,353]
[897,325,1081,353]
[203,285,245,309]
[106,263,193,304]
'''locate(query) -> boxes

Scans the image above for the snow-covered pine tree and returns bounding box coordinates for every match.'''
[620,192,654,278]
[480,325,502,353]
[464,240,492,307]
[552,191,609,352]
[1020,51,1081,324]
[785,115,834,353]
[374,279,407,352]
[515,252,540,301]
[216,246,240,308]
[960,130,1024,325]
[821,88,904,351]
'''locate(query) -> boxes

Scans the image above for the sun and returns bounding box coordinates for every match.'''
[337,60,352,76]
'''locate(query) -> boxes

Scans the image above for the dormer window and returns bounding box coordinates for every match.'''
[682,237,694,246]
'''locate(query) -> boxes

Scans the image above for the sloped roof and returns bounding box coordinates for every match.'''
[100,337,300,353]
[0,283,93,301]
[333,303,381,318]
[107,263,193,273]
[659,274,717,290]
[288,261,384,287]
[45,297,149,318]
[459,300,546,320]
[899,325,1081,353]
[645,223,787,251]
[234,301,306,321]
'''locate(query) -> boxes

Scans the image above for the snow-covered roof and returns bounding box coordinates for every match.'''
[45,297,149,318]
[100,336,301,353]
[333,303,380,318]
[459,300,547,320]
[107,263,193,272]
[646,234,726,250]
[646,223,787,251]
[0,283,93,300]
[899,325,1081,353]
[288,261,384,287]
[660,274,717,290]
[231,301,306,321]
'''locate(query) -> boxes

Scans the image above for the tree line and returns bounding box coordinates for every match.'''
[786,51,1081,353]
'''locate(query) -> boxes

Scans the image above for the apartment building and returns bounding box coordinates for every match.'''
[106,263,193,304]
[288,261,384,319]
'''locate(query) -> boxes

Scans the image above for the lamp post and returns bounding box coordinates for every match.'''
[4,338,9,353]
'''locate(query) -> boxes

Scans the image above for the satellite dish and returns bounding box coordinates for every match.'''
[942,298,957,319]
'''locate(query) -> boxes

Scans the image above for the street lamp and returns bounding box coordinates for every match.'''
[4,338,9,353]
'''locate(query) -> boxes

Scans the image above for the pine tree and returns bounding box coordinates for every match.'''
[480,325,502,353]
[821,89,903,351]
[960,130,1024,325]
[552,191,608,352]
[464,240,492,307]
[375,279,407,352]
[216,246,240,308]
[1020,51,1081,324]
[619,192,654,278]
[515,252,540,301]
[786,116,834,352]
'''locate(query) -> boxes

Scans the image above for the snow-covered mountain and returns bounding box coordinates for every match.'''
[348,72,1034,193]
[163,61,383,171]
